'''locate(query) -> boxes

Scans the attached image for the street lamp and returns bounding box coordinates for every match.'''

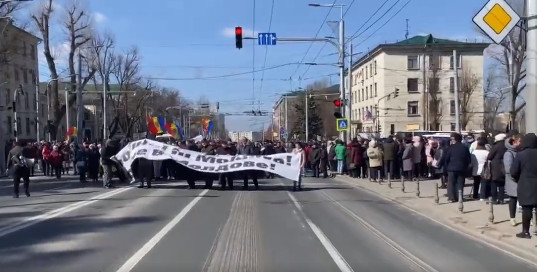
[12,84,23,141]
[309,3,346,141]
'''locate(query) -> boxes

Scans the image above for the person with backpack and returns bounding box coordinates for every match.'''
[6,141,31,198]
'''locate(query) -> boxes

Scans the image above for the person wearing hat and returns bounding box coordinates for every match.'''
[487,133,507,204]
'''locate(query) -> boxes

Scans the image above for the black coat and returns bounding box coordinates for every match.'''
[309,148,321,164]
[487,141,507,183]
[443,142,471,173]
[382,140,397,161]
[510,133,537,206]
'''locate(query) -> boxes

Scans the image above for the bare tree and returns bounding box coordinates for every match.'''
[427,55,442,131]
[305,79,330,90]
[0,1,22,18]
[483,68,508,131]
[459,68,480,130]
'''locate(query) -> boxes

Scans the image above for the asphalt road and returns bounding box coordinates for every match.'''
[0,175,535,272]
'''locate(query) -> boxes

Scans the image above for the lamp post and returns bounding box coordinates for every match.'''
[309,3,345,140]
[12,84,23,142]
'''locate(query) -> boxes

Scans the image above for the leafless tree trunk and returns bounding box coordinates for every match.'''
[483,68,507,131]
[459,68,480,130]
[427,54,442,131]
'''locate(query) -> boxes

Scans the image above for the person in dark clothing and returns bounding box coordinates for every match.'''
[87,144,100,182]
[487,133,507,204]
[433,139,449,189]
[6,141,31,198]
[350,139,363,178]
[74,145,88,182]
[137,157,153,188]
[319,143,329,178]
[237,137,258,190]
[216,142,234,190]
[101,139,120,188]
[186,140,201,189]
[443,133,471,202]
[262,142,276,178]
[274,142,286,153]
[309,143,321,178]
[510,133,537,239]
[382,137,398,181]
[200,141,216,189]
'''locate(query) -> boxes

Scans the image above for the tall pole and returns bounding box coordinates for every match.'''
[453,50,461,134]
[13,89,18,142]
[65,87,69,140]
[284,95,288,142]
[103,75,108,141]
[305,90,309,142]
[36,80,40,142]
[76,50,83,143]
[47,83,51,141]
[347,39,353,139]
[338,7,346,142]
[526,0,537,133]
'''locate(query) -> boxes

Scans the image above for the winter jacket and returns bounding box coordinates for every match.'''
[504,139,518,197]
[444,142,471,173]
[350,143,364,166]
[366,145,383,168]
[49,150,63,166]
[487,140,507,184]
[401,143,414,172]
[382,138,397,161]
[510,133,537,206]
[309,147,321,164]
[334,144,346,160]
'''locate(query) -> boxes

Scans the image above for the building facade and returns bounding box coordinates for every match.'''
[228,131,263,142]
[347,35,489,137]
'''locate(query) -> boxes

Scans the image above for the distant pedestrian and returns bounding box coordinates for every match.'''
[334,140,346,175]
[6,141,31,198]
[444,133,471,202]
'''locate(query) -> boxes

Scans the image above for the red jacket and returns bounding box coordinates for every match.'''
[50,150,63,166]
[42,145,52,161]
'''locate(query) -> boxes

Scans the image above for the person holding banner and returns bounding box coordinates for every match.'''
[216,141,234,190]
[237,137,259,190]
[292,143,306,191]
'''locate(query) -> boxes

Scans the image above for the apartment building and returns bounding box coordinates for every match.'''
[0,23,43,141]
[347,34,489,136]
[228,131,263,142]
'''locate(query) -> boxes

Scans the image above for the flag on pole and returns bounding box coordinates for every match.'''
[165,122,178,138]
[147,116,159,135]
[157,116,167,134]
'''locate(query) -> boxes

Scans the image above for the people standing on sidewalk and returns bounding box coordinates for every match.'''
[510,133,537,239]
[87,144,100,182]
[41,142,52,176]
[319,143,329,178]
[412,136,423,179]
[432,139,449,188]
[504,133,522,226]
[309,142,321,178]
[471,138,489,200]
[487,133,507,204]
[50,145,63,180]
[334,140,346,175]
[327,141,337,175]
[350,139,364,179]
[75,144,88,183]
[444,133,471,203]
[401,138,414,181]
[382,137,397,181]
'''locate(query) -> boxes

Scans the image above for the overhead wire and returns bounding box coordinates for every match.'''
[350,0,400,42]
[354,0,412,48]
[258,0,276,111]
[289,0,336,81]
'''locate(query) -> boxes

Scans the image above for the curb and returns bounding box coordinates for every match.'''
[335,177,537,267]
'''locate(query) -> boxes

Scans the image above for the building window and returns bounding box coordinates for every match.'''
[407,55,419,70]
[22,68,28,84]
[365,86,369,99]
[374,83,377,97]
[361,89,364,101]
[17,117,21,133]
[450,54,462,69]
[428,78,440,93]
[428,55,440,70]
[25,117,30,135]
[14,67,19,81]
[29,69,35,84]
[407,101,419,116]
[370,84,373,98]
[436,99,442,114]
[7,116,12,133]
[450,100,456,115]
[407,78,419,93]
[369,63,373,77]
[31,45,35,60]
[22,41,27,56]
[358,109,361,120]
[32,96,36,110]
[374,60,377,75]
[450,123,456,131]
[449,77,454,92]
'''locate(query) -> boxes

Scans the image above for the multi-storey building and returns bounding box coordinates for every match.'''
[347,34,489,137]
[228,131,263,142]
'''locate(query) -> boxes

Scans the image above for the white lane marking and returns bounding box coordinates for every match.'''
[286,191,354,272]
[0,187,132,238]
[335,178,537,269]
[320,190,438,272]
[116,189,209,272]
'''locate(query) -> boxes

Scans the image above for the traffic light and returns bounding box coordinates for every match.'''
[393,88,400,98]
[378,125,382,133]
[333,99,342,107]
[235,26,243,49]
[334,111,343,118]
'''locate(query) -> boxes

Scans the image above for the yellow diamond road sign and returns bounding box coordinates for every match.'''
[473,0,520,44]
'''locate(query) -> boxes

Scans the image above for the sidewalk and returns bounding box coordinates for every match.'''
[336,175,537,265]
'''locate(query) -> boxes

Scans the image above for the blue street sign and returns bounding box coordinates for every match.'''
[258,33,277,45]
[336,118,349,132]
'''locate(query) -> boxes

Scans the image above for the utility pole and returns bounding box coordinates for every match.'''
[65,87,69,140]
[13,86,21,142]
[103,75,108,141]
[347,39,353,139]
[35,79,40,142]
[338,8,346,142]
[453,49,461,134]
[526,0,537,133]
[405,19,409,39]
[305,90,309,142]
[76,50,83,143]
[284,94,288,142]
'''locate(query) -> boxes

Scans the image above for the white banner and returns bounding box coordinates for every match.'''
[113,139,302,181]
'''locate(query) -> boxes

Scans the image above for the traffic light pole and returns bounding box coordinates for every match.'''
[526,0,537,134]
[347,40,353,139]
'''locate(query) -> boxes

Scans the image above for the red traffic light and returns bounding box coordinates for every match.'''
[235,27,243,49]
[333,99,342,107]
[235,26,242,35]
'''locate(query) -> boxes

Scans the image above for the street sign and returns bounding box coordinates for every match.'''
[336,118,349,132]
[258,33,277,45]
[473,0,520,44]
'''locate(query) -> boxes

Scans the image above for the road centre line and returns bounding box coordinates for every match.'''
[319,190,438,272]
[286,191,354,272]
[0,187,133,238]
[116,189,209,272]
